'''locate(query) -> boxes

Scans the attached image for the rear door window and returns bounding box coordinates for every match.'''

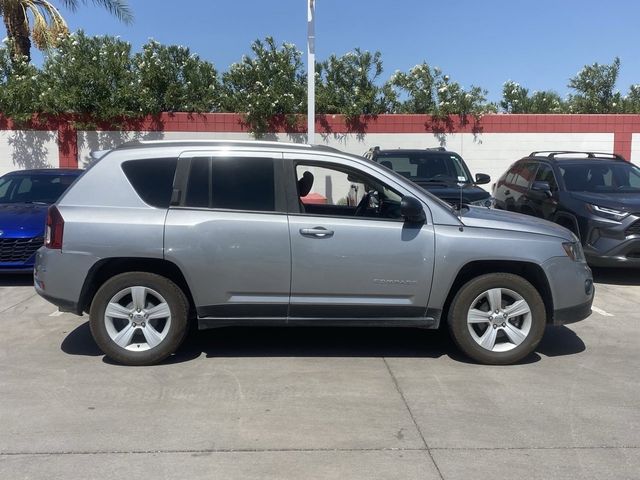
[183,157,276,212]
[122,158,178,208]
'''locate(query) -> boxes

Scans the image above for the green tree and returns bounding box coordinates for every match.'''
[0,0,132,63]
[316,48,389,117]
[134,40,220,113]
[39,31,139,123]
[221,36,305,137]
[567,57,622,113]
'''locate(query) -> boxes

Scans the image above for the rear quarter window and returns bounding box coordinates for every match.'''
[122,158,177,208]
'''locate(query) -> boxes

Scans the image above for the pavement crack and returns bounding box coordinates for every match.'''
[383,357,445,480]
[0,292,36,315]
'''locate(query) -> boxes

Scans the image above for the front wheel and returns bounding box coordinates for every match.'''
[448,273,546,365]
[89,272,189,366]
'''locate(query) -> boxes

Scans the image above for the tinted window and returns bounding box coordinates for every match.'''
[512,162,537,188]
[376,152,472,183]
[184,157,275,212]
[534,164,558,191]
[185,158,209,208]
[559,162,640,193]
[0,173,78,204]
[122,158,177,208]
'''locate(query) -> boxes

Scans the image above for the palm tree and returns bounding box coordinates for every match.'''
[0,0,132,63]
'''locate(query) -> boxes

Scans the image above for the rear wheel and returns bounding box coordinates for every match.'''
[89,272,189,366]
[448,273,546,365]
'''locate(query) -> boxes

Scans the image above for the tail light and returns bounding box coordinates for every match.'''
[45,206,64,249]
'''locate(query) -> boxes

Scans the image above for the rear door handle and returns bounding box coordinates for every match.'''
[300,227,334,238]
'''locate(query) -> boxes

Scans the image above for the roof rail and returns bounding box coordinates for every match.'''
[426,147,447,152]
[529,151,627,161]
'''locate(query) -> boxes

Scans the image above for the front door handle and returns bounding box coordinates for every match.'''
[300,227,334,238]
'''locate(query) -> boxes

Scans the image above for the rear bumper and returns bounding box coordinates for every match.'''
[34,247,95,316]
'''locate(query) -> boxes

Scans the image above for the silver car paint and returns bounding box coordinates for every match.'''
[35,140,592,323]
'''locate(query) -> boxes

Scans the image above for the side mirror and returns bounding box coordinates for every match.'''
[401,196,426,223]
[475,173,491,185]
[531,181,552,197]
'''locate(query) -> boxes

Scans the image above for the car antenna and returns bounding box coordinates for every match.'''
[457,179,464,218]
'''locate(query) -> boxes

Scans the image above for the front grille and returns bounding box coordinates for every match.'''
[625,220,640,237]
[0,237,43,263]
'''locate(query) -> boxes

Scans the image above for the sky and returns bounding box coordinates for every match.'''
[28,0,640,102]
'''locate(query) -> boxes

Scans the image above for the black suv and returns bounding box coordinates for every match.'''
[364,147,493,207]
[493,151,640,267]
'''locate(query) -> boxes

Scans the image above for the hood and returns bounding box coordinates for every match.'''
[459,206,574,241]
[570,191,640,212]
[0,203,48,238]
[415,182,490,204]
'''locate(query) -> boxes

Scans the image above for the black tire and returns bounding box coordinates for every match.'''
[448,273,546,365]
[89,272,189,366]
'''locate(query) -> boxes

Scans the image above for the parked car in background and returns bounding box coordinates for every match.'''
[364,147,493,207]
[0,168,83,273]
[35,140,593,366]
[493,151,640,267]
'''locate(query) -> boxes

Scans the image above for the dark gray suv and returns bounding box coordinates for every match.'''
[35,141,594,366]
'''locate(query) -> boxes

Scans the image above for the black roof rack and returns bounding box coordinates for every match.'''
[529,151,627,161]
[426,147,447,152]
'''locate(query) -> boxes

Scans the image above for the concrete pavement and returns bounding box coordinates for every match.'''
[0,269,638,479]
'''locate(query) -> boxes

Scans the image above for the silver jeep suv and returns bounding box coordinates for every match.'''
[35,140,594,365]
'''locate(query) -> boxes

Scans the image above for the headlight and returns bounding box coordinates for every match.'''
[470,197,495,208]
[587,204,629,222]
[563,241,586,262]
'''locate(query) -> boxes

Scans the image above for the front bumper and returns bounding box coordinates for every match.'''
[553,298,593,326]
[582,215,640,267]
[543,256,594,326]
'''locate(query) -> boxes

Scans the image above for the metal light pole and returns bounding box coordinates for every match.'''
[307,0,315,144]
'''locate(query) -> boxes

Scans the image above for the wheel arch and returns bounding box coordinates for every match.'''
[79,257,196,316]
[441,260,554,326]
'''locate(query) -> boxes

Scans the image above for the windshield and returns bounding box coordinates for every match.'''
[376,152,472,183]
[559,162,640,193]
[0,174,77,204]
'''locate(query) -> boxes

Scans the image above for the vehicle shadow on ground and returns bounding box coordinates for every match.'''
[592,267,640,286]
[61,322,585,366]
[0,273,33,287]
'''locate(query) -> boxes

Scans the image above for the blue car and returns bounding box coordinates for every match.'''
[0,168,83,273]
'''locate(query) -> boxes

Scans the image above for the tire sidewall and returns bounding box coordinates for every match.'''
[89,272,189,366]
[448,273,547,365]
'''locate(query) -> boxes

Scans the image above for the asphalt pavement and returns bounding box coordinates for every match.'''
[0,269,638,480]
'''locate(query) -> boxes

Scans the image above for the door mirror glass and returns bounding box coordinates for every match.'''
[475,173,491,185]
[400,196,425,223]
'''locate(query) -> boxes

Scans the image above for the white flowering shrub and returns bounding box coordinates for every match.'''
[38,31,139,123]
[623,84,640,113]
[385,63,438,113]
[133,40,220,113]
[316,49,389,118]
[0,40,43,123]
[501,80,564,113]
[221,37,306,137]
